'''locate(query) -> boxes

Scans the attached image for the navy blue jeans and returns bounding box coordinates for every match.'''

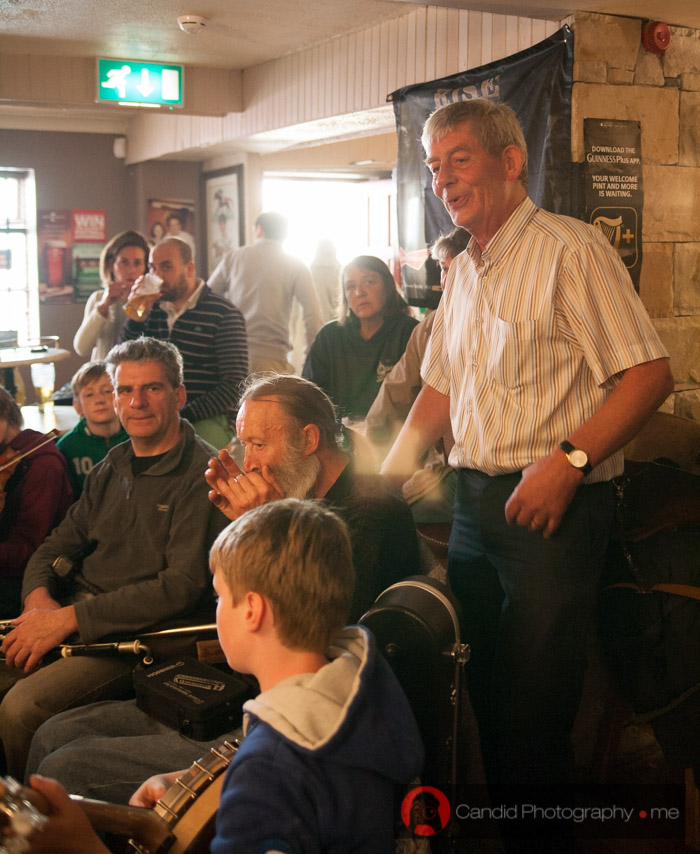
[449,468,614,786]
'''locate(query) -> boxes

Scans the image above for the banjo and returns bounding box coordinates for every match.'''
[0,738,240,854]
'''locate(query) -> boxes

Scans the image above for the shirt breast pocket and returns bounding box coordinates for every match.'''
[488,316,550,389]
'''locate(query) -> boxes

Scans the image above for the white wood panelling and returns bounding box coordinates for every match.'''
[127,7,566,163]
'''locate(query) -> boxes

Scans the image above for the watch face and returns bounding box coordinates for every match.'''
[569,449,588,468]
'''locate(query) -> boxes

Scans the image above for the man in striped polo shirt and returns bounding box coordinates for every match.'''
[122,238,248,449]
[383,100,673,797]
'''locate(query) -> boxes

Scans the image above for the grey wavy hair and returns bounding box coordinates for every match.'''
[422,99,528,188]
[105,337,184,389]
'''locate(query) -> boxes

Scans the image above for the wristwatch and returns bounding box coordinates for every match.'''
[558,440,593,476]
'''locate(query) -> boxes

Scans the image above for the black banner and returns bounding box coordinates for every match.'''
[582,118,643,290]
[390,26,573,308]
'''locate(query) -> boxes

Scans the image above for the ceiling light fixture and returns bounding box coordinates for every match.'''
[177,14,208,34]
[117,101,162,108]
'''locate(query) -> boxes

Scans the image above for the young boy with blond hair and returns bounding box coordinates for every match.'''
[56,361,128,498]
[26,499,424,854]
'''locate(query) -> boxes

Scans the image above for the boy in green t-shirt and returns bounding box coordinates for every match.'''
[56,361,129,498]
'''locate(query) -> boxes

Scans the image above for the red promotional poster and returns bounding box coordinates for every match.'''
[38,209,107,302]
[72,209,107,243]
[38,209,74,302]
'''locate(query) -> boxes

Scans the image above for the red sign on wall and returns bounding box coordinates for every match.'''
[72,210,106,243]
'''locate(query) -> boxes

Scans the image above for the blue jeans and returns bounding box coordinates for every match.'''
[0,656,134,779]
[448,468,614,786]
[27,699,240,804]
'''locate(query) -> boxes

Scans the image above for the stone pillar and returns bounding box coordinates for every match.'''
[572,11,700,421]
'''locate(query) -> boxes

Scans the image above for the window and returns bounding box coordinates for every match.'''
[262,174,395,268]
[0,169,39,344]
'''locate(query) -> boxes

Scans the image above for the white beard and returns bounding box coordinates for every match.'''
[274,449,322,499]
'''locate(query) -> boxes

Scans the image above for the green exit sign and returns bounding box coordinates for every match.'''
[97,59,184,107]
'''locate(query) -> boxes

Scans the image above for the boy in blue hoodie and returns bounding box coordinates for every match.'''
[25,499,424,854]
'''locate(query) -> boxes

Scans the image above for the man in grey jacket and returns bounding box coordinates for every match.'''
[0,337,227,779]
[24,374,423,804]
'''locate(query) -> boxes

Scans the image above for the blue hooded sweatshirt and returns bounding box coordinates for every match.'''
[211,625,424,853]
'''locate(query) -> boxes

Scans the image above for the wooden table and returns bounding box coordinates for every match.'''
[0,345,71,399]
[20,404,79,435]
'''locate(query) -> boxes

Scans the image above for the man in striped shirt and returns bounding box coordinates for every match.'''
[122,238,248,449]
[383,100,673,795]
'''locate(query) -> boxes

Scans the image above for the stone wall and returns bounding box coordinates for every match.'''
[573,12,700,422]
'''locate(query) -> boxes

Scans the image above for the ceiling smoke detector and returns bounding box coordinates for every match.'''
[177,14,208,34]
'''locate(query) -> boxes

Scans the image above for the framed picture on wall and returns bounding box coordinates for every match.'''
[147,198,196,254]
[202,165,245,278]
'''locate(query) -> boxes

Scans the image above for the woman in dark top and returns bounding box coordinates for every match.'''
[303,255,417,420]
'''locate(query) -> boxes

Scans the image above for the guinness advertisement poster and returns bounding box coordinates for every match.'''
[582,118,643,290]
[389,26,573,308]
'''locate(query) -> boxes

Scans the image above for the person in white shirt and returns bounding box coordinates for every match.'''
[382,99,673,798]
[208,212,322,375]
[73,231,149,361]
[310,238,341,323]
[364,228,468,523]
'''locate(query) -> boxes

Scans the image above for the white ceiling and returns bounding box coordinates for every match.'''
[1,0,698,71]
[0,0,422,70]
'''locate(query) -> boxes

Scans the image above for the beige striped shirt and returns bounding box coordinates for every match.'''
[422,197,668,482]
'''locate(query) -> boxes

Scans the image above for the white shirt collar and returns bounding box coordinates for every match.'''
[159,279,205,330]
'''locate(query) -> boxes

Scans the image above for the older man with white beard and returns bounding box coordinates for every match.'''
[25,375,421,802]
[205,373,421,619]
